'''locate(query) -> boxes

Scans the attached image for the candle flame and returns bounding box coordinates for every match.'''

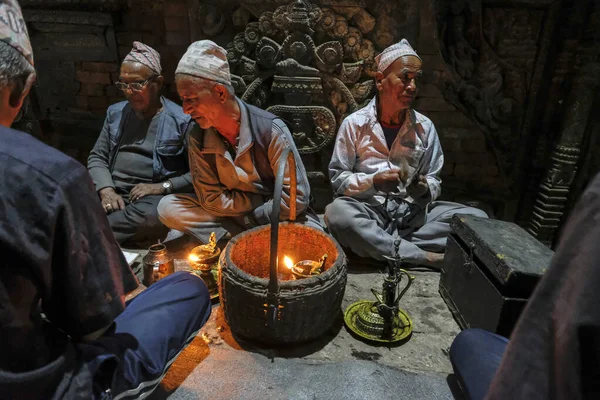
[283,256,294,270]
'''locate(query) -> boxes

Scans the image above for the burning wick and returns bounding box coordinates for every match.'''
[283,256,294,270]
[189,254,199,263]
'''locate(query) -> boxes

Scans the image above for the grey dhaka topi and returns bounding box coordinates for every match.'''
[175,40,231,86]
[0,0,34,66]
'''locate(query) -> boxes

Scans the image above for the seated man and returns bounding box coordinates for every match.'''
[0,3,210,399]
[158,40,321,244]
[324,39,487,268]
[88,41,193,246]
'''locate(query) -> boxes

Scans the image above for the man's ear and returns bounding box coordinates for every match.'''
[9,72,36,109]
[154,75,164,88]
[214,84,229,103]
[375,71,384,92]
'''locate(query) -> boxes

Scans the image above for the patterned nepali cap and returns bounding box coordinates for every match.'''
[123,41,162,75]
[175,40,231,86]
[375,39,421,73]
[0,0,34,66]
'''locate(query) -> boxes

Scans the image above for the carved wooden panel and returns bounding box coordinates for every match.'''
[433,0,552,179]
[191,0,419,161]
[527,0,600,245]
[228,0,377,155]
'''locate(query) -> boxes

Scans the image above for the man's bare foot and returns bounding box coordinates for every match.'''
[422,252,445,269]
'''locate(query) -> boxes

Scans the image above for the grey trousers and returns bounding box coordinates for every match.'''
[108,194,168,246]
[157,194,323,244]
[324,196,488,265]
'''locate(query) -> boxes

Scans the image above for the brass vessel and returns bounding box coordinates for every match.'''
[142,243,175,287]
[189,232,221,300]
[290,254,327,279]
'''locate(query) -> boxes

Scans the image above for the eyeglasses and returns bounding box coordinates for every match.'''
[115,75,156,92]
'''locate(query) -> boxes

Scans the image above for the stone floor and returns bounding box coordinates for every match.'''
[125,241,464,400]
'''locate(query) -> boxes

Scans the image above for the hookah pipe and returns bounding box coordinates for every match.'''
[343,241,415,343]
[343,160,415,343]
[377,241,414,339]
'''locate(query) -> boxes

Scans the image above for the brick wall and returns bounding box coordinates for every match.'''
[69,0,191,120]
[27,0,193,166]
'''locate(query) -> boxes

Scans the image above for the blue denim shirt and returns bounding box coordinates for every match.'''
[88,96,193,193]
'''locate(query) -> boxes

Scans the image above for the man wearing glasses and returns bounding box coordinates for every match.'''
[325,39,487,268]
[88,41,193,245]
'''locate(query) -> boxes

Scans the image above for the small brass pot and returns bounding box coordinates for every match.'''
[142,243,174,286]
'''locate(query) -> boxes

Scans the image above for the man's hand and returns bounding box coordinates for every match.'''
[407,175,429,198]
[374,170,402,193]
[99,187,125,213]
[130,183,164,202]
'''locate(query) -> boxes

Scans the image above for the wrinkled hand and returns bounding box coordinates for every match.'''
[374,170,402,193]
[130,183,164,202]
[407,175,429,198]
[99,187,125,214]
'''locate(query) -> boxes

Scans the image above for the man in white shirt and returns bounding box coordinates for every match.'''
[325,39,487,268]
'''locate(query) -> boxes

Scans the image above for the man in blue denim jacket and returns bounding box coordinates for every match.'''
[88,42,193,245]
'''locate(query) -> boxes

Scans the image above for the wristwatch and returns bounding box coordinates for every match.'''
[162,180,173,194]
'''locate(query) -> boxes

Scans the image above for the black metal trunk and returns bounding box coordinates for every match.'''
[439,215,553,337]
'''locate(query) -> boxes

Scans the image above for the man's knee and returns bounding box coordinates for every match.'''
[156,272,211,320]
[157,195,180,227]
[168,271,210,301]
[136,205,164,230]
[174,272,212,323]
[324,197,358,232]
[107,209,124,228]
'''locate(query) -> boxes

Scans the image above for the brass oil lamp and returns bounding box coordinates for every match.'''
[344,255,415,343]
[283,254,327,279]
[189,232,220,300]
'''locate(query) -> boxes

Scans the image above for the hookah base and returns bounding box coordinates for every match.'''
[344,300,413,343]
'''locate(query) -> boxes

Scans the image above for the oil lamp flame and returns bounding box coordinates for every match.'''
[189,254,200,263]
[283,256,294,270]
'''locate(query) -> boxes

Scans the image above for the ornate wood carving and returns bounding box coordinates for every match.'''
[433,0,548,179]
[528,0,600,245]
[527,145,579,243]
[222,0,384,156]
